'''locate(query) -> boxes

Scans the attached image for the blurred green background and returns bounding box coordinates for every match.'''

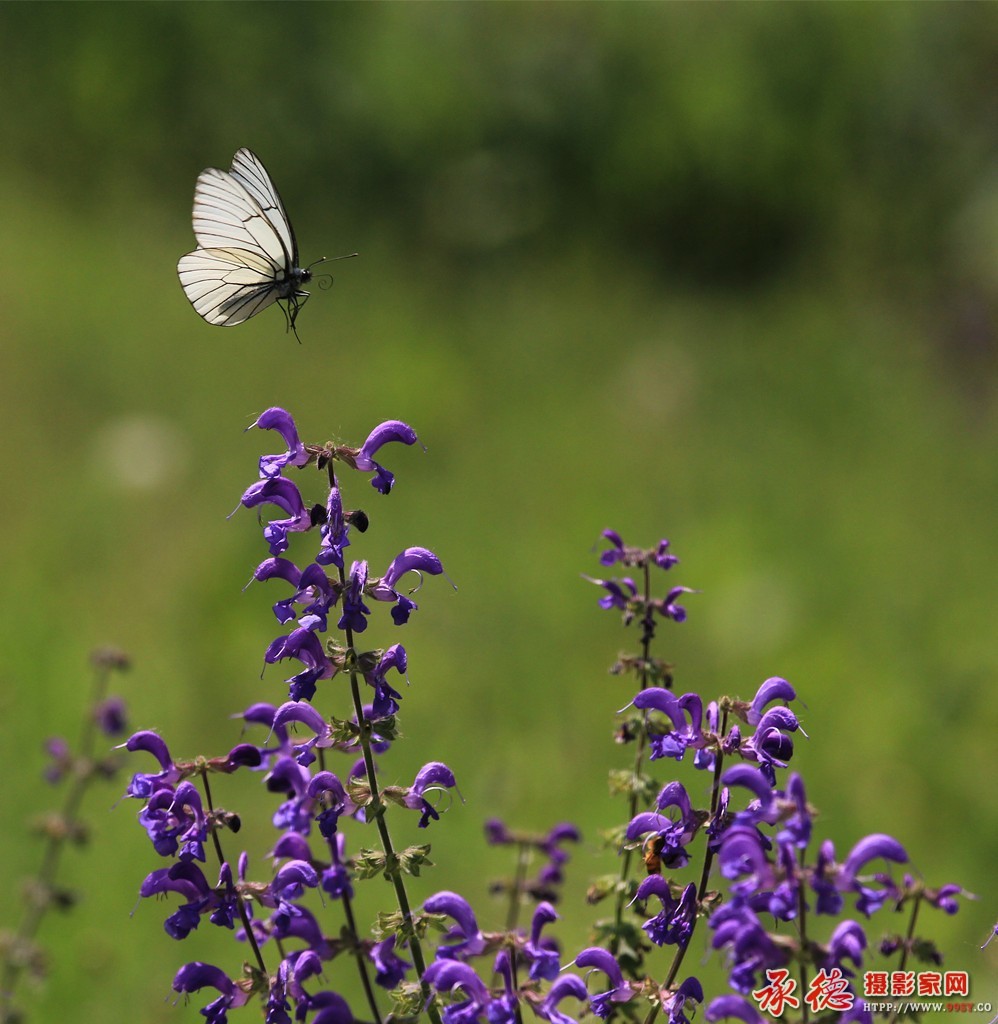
[1,2,996,1020]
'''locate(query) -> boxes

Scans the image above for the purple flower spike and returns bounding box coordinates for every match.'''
[249,407,309,479]
[663,978,704,1024]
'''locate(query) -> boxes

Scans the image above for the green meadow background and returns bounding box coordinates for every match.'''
[1,3,996,1020]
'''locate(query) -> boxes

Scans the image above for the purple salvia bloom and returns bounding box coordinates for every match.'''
[657,585,694,622]
[306,771,348,838]
[716,825,775,898]
[172,962,249,1023]
[767,837,801,921]
[634,689,703,760]
[249,407,309,479]
[94,696,127,736]
[295,562,339,632]
[370,546,446,625]
[170,780,209,862]
[626,781,699,869]
[777,772,811,848]
[743,705,800,784]
[812,839,843,915]
[633,875,678,946]
[317,483,348,568]
[404,761,458,828]
[747,677,797,726]
[663,978,704,1024]
[483,819,514,845]
[839,834,908,916]
[598,529,627,567]
[523,902,561,980]
[422,960,490,1024]
[246,556,303,624]
[140,861,213,939]
[574,947,633,1019]
[368,643,407,718]
[122,730,181,799]
[488,950,519,1024]
[272,700,333,767]
[280,909,334,960]
[722,764,777,826]
[339,560,371,634]
[270,859,320,933]
[709,902,789,993]
[423,891,487,960]
[598,530,678,571]
[240,477,312,556]
[353,419,420,494]
[925,883,969,915]
[371,935,411,989]
[538,975,590,1024]
[584,574,638,614]
[264,627,334,702]
[823,920,868,975]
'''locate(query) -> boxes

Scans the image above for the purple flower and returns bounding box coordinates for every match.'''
[272,700,333,767]
[367,643,407,718]
[317,484,348,568]
[573,947,633,1018]
[422,960,490,1024]
[249,407,309,479]
[94,696,127,736]
[747,677,797,726]
[626,781,700,869]
[423,891,486,960]
[403,761,458,828]
[370,935,411,989]
[523,902,561,980]
[306,771,348,838]
[338,560,372,634]
[353,419,421,494]
[172,962,249,1023]
[240,477,312,556]
[709,902,790,993]
[537,975,589,1024]
[633,875,677,946]
[264,627,334,702]
[839,834,908,916]
[662,978,704,1024]
[122,730,181,799]
[370,547,446,624]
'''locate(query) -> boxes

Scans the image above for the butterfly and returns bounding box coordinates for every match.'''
[178,148,336,339]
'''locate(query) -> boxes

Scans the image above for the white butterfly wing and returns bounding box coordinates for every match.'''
[177,247,283,326]
[191,167,291,270]
[228,148,298,266]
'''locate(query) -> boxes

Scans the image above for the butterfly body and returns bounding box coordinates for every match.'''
[178,148,315,338]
